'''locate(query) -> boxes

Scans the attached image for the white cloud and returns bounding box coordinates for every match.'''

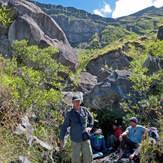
[101,2,112,13]
[93,1,112,17]
[93,9,104,17]
[153,0,163,7]
[112,0,163,19]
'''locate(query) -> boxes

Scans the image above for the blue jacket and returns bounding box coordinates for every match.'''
[90,133,107,153]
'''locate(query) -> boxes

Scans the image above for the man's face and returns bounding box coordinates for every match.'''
[113,125,117,130]
[72,100,81,108]
[130,121,136,127]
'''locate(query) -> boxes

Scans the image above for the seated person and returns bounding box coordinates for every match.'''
[107,123,123,150]
[129,129,157,160]
[119,117,147,159]
[90,129,107,155]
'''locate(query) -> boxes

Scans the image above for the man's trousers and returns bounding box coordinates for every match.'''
[71,140,93,163]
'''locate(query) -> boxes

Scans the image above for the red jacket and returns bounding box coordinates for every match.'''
[114,127,123,140]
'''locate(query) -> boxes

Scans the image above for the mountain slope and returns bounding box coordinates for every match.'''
[28,0,163,48]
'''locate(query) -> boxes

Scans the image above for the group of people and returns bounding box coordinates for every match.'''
[60,95,148,163]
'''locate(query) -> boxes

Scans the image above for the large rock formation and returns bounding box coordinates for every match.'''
[27,0,115,47]
[51,15,104,47]
[0,0,79,72]
[83,70,138,109]
[26,1,163,48]
[86,49,132,82]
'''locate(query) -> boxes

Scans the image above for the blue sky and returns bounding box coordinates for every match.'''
[36,0,163,18]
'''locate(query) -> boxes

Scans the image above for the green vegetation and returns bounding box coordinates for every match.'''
[100,25,131,47]
[139,120,163,163]
[87,32,101,50]
[78,34,163,162]
[117,39,162,127]
[0,40,73,162]
[78,49,95,70]
[0,5,13,27]
[0,3,163,162]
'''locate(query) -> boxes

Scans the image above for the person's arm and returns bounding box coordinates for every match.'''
[119,127,129,141]
[119,132,128,141]
[86,108,94,132]
[60,111,71,148]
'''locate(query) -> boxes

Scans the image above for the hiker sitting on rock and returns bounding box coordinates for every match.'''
[107,123,123,150]
[119,117,147,159]
[90,128,107,156]
[129,127,159,160]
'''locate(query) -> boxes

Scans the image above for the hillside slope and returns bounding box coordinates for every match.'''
[28,0,163,48]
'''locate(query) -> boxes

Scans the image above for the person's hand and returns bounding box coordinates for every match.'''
[119,135,123,141]
[86,127,92,132]
[129,153,135,160]
[60,139,64,148]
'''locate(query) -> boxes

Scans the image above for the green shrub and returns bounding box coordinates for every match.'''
[0,40,73,162]
[0,6,13,27]
[139,120,163,163]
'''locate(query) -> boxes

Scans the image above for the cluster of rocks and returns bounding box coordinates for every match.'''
[93,152,135,163]
[12,116,57,163]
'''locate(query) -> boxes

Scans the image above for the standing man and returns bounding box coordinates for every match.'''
[119,117,147,159]
[60,95,94,163]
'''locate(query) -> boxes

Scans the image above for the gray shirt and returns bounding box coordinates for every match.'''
[60,106,94,142]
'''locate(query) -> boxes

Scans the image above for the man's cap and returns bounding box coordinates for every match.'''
[130,117,138,123]
[72,95,81,101]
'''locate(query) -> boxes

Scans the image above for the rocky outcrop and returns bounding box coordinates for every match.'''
[27,1,163,48]
[51,15,105,47]
[142,56,162,74]
[0,35,10,56]
[0,0,79,72]
[76,71,97,93]
[62,71,97,93]
[86,49,132,82]
[27,0,114,47]
[95,69,113,83]
[122,41,145,53]
[157,25,163,40]
[83,70,138,109]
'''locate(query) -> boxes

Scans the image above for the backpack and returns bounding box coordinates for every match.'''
[148,127,159,141]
